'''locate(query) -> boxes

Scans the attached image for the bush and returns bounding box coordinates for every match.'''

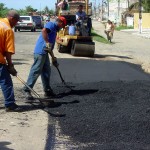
[115,25,134,31]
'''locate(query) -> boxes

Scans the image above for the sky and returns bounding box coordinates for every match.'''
[1,0,98,11]
[1,0,57,10]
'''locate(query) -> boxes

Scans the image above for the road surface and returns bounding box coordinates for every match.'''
[1,22,150,150]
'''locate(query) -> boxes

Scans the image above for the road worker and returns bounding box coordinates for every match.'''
[0,10,21,112]
[23,16,67,101]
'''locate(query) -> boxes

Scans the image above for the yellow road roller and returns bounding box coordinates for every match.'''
[56,0,95,57]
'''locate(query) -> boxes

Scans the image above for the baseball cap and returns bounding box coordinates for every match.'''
[7,10,20,21]
[58,16,67,26]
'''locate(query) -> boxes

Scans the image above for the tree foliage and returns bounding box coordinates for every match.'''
[0,3,8,17]
[142,0,150,12]
[129,0,150,13]
[25,5,37,13]
[17,9,28,16]
[0,3,54,18]
[44,6,49,14]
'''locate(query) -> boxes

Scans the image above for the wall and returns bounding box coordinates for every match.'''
[108,1,128,22]
[134,13,150,29]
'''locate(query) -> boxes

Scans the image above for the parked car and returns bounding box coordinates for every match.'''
[32,15,44,29]
[14,16,36,32]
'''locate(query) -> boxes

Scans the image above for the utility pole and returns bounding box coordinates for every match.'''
[40,3,41,16]
[127,0,129,9]
[117,0,120,26]
[93,0,96,19]
[139,0,142,34]
[107,0,109,19]
[101,0,103,21]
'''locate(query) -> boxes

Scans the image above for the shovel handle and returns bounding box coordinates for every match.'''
[55,66,65,83]
[55,67,73,90]
[16,75,40,98]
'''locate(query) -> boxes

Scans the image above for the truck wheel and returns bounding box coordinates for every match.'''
[14,28,17,32]
[31,28,36,32]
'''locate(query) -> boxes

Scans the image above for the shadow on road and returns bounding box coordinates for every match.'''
[94,54,132,59]
[56,89,99,98]
[0,141,14,150]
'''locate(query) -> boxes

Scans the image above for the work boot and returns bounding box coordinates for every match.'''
[5,103,22,112]
[44,88,56,98]
[24,91,34,101]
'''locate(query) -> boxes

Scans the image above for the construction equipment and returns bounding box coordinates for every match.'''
[56,0,95,57]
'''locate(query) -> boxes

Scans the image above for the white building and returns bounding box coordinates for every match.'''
[104,0,138,23]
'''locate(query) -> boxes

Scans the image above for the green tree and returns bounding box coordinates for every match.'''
[44,6,49,14]
[142,0,150,12]
[49,9,54,15]
[18,9,28,15]
[43,6,54,15]
[25,5,37,14]
[0,3,8,17]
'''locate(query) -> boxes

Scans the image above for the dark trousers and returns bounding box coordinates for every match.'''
[0,64,15,107]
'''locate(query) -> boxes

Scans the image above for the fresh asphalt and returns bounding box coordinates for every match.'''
[45,58,150,150]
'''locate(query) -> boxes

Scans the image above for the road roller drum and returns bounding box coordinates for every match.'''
[71,40,95,57]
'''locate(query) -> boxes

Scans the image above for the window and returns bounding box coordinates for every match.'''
[20,17,30,21]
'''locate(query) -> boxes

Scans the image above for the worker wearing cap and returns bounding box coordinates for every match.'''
[0,10,21,111]
[23,16,66,100]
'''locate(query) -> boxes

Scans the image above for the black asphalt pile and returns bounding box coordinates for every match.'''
[47,81,150,150]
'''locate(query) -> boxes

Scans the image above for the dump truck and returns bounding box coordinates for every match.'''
[55,0,95,57]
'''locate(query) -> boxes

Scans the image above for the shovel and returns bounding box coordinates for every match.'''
[15,75,54,106]
[55,66,74,91]
[15,75,65,117]
[46,49,74,91]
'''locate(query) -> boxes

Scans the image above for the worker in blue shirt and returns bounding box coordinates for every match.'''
[75,4,91,36]
[76,5,86,22]
[23,17,66,100]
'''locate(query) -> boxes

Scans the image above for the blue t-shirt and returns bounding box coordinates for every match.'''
[76,11,86,21]
[34,22,59,55]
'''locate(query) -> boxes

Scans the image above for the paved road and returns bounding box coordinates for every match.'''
[121,29,150,39]
[92,20,150,73]
[1,22,150,150]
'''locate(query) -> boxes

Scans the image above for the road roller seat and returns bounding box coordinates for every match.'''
[75,16,92,36]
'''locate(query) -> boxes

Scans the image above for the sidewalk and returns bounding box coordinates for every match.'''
[121,28,150,39]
